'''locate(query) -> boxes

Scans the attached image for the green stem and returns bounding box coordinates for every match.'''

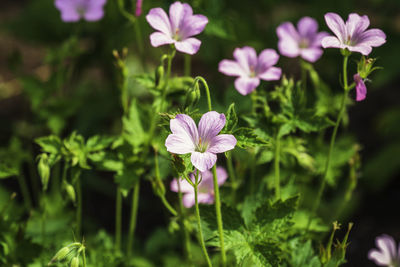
[312,55,350,214]
[16,173,32,211]
[177,180,192,263]
[212,166,226,267]
[82,248,87,267]
[134,18,143,54]
[115,186,122,252]
[127,179,140,258]
[193,76,212,112]
[300,59,307,105]
[194,171,212,267]
[274,131,281,200]
[184,54,191,76]
[76,178,82,238]
[159,194,177,216]
[226,153,238,204]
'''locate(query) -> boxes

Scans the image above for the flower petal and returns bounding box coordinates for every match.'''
[258,67,282,81]
[150,32,174,47]
[208,134,237,154]
[324,12,346,43]
[357,29,386,48]
[277,22,300,57]
[198,111,226,142]
[321,36,342,48]
[310,32,330,47]
[354,74,367,101]
[170,114,199,144]
[180,14,208,38]
[297,16,318,38]
[191,151,217,172]
[170,178,193,193]
[175,38,201,55]
[146,7,172,35]
[55,0,81,22]
[169,1,193,32]
[216,166,228,186]
[218,60,246,77]
[233,47,258,75]
[165,134,195,154]
[346,13,370,38]
[84,8,104,21]
[182,192,195,208]
[300,48,324,62]
[377,235,397,260]
[234,77,260,95]
[197,193,214,205]
[368,249,391,265]
[257,49,279,73]
[346,44,372,56]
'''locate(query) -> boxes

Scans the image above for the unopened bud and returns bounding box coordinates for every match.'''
[185,82,201,107]
[70,256,79,267]
[49,247,70,265]
[357,56,380,79]
[155,65,165,89]
[38,154,50,191]
[65,183,76,203]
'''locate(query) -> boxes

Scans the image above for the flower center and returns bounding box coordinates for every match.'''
[345,34,356,46]
[299,38,309,49]
[195,137,208,153]
[174,28,182,41]
[249,65,256,77]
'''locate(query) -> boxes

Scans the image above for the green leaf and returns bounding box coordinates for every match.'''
[0,163,19,179]
[35,135,62,154]
[123,99,145,148]
[133,73,155,89]
[287,239,322,267]
[234,127,270,149]
[86,135,115,152]
[223,103,238,133]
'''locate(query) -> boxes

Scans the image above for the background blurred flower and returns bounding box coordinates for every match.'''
[135,0,143,17]
[322,13,386,55]
[368,234,400,266]
[55,0,107,22]
[276,16,328,62]
[165,112,236,172]
[170,167,228,208]
[354,73,367,101]
[219,46,281,95]
[146,1,208,55]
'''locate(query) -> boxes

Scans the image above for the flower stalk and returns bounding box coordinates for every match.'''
[127,179,140,257]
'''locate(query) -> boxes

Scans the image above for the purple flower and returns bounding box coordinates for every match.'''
[165,112,237,172]
[145,1,208,55]
[55,0,107,22]
[276,17,328,62]
[368,234,400,267]
[218,46,282,95]
[322,13,386,55]
[135,0,143,17]
[354,73,367,101]
[170,167,228,208]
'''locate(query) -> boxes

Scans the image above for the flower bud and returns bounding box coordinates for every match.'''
[49,246,70,265]
[151,179,166,197]
[185,82,201,107]
[37,153,50,191]
[357,56,380,79]
[70,256,79,267]
[155,65,165,89]
[65,183,76,203]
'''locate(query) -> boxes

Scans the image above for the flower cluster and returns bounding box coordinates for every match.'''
[170,167,228,208]
[55,0,107,22]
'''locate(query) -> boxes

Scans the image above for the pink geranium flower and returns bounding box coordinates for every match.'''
[170,167,228,208]
[322,13,386,55]
[218,46,282,95]
[55,0,107,22]
[135,0,143,17]
[368,234,400,267]
[145,1,208,55]
[354,73,367,101]
[165,112,237,172]
[276,16,328,62]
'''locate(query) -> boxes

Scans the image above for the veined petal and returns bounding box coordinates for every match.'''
[257,49,279,73]
[150,32,174,47]
[216,166,228,186]
[357,29,386,47]
[354,74,367,101]
[170,114,199,144]
[208,134,237,154]
[191,151,217,172]
[175,38,201,55]
[346,13,370,38]
[170,178,193,193]
[146,7,172,35]
[182,192,195,207]
[346,44,372,56]
[233,47,258,75]
[180,14,208,38]
[165,134,195,154]
[297,16,318,38]
[321,36,342,48]
[324,12,346,43]
[311,32,330,47]
[219,59,246,77]
[258,67,282,81]
[169,1,193,32]
[198,111,226,142]
[377,235,397,260]
[234,77,260,95]
[300,48,323,62]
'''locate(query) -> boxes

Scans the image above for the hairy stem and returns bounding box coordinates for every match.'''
[193,76,212,112]
[212,166,226,266]
[226,152,238,204]
[127,179,140,257]
[177,180,192,263]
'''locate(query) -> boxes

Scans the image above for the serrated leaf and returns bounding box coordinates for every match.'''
[35,135,62,154]
[86,135,115,152]
[234,127,270,148]
[287,239,322,267]
[123,99,145,148]
[224,103,238,133]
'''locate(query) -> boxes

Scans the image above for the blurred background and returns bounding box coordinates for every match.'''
[0,0,399,266]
